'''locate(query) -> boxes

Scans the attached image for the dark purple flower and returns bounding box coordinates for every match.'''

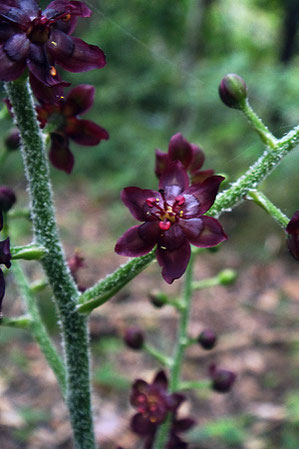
[0,186,16,212]
[0,0,106,102]
[286,210,299,260]
[37,84,109,172]
[0,211,11,315]
[5,127,20,151]
[209,363,236,393]
[67,250,86,291]
[115,162,227,284]
[219,74,248,109]
[130,371,185,434]
[155,133,214,185]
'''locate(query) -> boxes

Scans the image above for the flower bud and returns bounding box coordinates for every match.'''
[209,363,236,393]
[198,329,217,350]
[219,74,247,109]
[0,186,16,212]
[286,210,299,260]
[5,128,20,151]
[218,269,237,286]
[148,289,168,308]
[124,327,144,350]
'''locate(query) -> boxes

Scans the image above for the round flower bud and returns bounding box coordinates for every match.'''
[0,186,16,212]
[209,364,236,393]
[5,128,20,151]
[198,329,217,350]
[149,290,167,308]
[124,327,144,350]
[219,74,248,109]
[218,269,237,286]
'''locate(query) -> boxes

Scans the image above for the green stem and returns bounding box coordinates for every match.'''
[76,249,156,314]
[247,190,289,228]
[8,208,31,220]
[12,261,66,396]
[143,343,173,367]
[242,99,277,148]
[192,276,220,291]
[5,79,95,449]
[0,314,32,329]
[209,125,299,218]
[153,253,194,449]
[179,380,210,391]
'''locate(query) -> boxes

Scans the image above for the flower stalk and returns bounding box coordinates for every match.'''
[248,190,289,228]
[5,78,95,449]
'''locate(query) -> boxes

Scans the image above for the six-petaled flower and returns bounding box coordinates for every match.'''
[115,161,227,283]
[155,133,214,185]
[36,84,109,173]
[0,0,106,102]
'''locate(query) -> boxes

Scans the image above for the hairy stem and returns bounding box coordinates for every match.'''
[248,190,289,228]
[5,79,95,449]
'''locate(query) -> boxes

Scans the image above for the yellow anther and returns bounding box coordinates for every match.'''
[160,245,167,250]
[51,41,57,46]
[179,210,183,217]
[50,66,57,76]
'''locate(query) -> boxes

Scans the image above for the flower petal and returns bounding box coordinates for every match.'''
[153,371,168,390]
[15,0,39,16]
[168,133,193,169]
[44,0,91,19]
[64,84,95,116]
[179,217,203,240]
[156,238,191,284]
[155,149,168,178]
[4,33,29,62]
[47,30,106,72]
[159,161,189,196]
[287,234,299,260]
[189,216,227,248]
[0,212,3,231]
[173,417,196,432]
[29,72,69,104]
[121,187,162,221]
[49,133,74,173]
[286,210,299,234]
[0,44,26,81]
[184,175,224,215]
[27,43,61,86]
[0,237,11,268]
[189,143,205,173]
[115,224,157,257]
[190,168,215,185]
[0,269,5,314]
[0,22,21,43]
[66,118,109,146]
[0,5,30,27]
[130,379,149,406]
[159,223,186,251]
[131,413,155,436]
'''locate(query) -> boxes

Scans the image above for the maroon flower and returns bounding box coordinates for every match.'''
[0,186,16,212]
[36,84,109,172]
[130,370,184,436]
[0,0,106,102]
[155,133,214,185]
[115,162,227,284]
[0,211,11,315]
[67,250,86,291]
[286,210,299,260]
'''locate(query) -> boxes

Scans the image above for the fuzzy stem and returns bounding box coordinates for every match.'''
[209,125,299,218]
[242,99,277,148]
[5,79,95,449]
[77,249,156,314]
[12,261,67,397]
[247,190,289,228]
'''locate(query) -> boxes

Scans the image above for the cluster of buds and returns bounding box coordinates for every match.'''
[0,0,109,173]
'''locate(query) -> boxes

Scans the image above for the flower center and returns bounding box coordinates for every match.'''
[27,9,72,44]
[146,194,185,231]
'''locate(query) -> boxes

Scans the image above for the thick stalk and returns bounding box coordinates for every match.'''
[5,79,95,449]
[247,190,289,228]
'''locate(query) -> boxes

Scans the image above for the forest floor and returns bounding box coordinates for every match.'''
[1,185,299,449]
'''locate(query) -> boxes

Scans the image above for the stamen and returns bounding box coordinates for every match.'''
[62,13,71,22]
[146,197,157,207]
[160,245,167,250]
[175,195,185,206]
[179,210,184,217]
[51,41,57,46]
[50,66,57,76]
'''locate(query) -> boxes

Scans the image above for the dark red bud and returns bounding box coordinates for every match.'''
[0,186,16,212]
[209,364,236,393]
[148,290,168,308]
[219,74,247,109]
[5,128,20,151]
[124,327,144,350]
[198,329,217,350]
